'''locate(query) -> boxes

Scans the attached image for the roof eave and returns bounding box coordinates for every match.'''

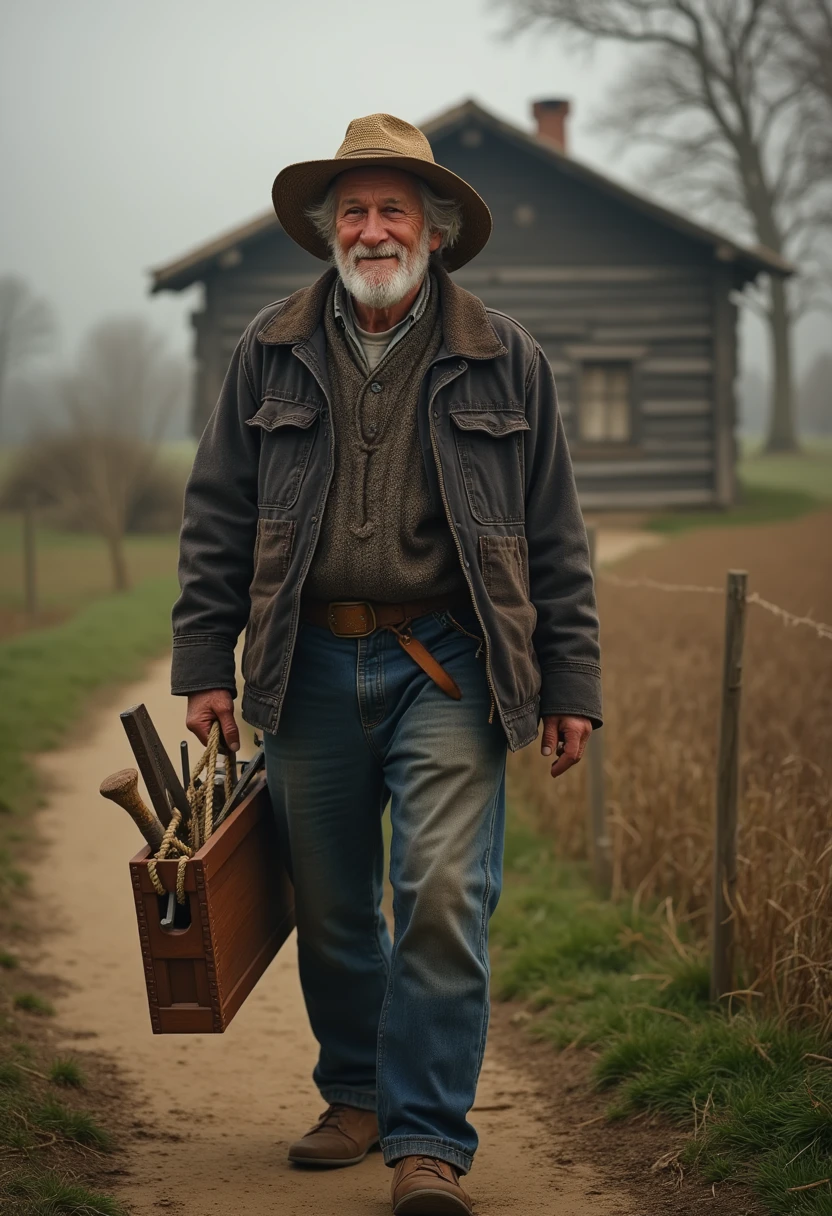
[150,211,280,293]
[427,98,795,280]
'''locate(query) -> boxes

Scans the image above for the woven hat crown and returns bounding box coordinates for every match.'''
[335,113,436,164]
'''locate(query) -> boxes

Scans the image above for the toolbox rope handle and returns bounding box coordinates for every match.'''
[146,722,235,905]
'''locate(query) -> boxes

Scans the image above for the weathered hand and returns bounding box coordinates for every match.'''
[185,689,240,753]
[540,714,592,779]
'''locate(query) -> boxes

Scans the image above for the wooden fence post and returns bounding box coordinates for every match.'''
[586,526,612,896]
[710,569,748,1003]
[23,494,38,624]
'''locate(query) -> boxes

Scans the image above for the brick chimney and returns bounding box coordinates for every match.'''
[532,98,571,153]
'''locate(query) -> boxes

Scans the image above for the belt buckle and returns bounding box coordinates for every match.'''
[327,600,377,638]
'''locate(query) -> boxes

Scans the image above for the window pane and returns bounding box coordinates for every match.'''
[579,362,632,442]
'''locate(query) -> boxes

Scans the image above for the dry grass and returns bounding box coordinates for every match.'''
[508,509,832,1028]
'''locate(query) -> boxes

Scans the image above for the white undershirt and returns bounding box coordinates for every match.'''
[354,316,410,372]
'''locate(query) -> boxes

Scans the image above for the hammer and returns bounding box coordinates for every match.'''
[99,768,166,851]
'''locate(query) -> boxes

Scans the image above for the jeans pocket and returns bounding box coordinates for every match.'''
[437,608,485,648]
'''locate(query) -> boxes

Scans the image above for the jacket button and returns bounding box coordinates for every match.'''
[433,411,439,418]
[458,361,467,371]
[370,381,382,393]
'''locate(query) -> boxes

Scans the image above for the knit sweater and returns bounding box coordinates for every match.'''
[302,278,469,604]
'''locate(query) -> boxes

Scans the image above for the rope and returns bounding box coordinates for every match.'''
[599,573,832,643]
[146,722,235,905]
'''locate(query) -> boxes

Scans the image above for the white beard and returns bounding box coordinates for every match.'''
[333,228,431,310]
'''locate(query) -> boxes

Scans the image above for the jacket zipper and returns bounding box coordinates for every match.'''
[427,371,500,728]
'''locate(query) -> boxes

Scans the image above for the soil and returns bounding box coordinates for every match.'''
[19,600,757,1216]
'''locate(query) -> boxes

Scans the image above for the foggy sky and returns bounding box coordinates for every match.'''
[1,0,828,398]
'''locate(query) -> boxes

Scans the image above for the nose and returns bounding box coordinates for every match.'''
[358,206,388,247]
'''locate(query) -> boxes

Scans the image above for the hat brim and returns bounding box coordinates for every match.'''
[271,154,492,273]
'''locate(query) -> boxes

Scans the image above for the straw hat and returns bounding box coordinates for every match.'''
[272,113,492,272]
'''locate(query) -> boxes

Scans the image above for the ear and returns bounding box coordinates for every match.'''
[428,230,442,254]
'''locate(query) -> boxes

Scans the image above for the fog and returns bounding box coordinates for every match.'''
[1,0,828,434]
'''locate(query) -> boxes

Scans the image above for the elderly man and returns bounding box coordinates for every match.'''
[173,113,601,1216]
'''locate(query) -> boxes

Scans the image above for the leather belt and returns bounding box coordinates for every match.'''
[299,594,475,701]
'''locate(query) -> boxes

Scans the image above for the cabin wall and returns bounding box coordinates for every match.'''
[436,124,732,510]
[190,118,738,510]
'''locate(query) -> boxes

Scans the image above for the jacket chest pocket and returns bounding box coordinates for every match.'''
[449,407,530,525]
[245,394,322,509]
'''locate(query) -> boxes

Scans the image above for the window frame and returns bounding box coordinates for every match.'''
[564,344,647,458]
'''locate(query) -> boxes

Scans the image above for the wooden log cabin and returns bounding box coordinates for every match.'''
[151,98,791,510]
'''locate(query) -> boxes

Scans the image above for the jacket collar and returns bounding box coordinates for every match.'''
[256,261,507,361]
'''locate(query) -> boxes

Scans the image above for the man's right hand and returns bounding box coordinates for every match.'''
[185,689,240,752]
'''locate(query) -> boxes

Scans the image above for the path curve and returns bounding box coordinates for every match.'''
[28,655,636,1215]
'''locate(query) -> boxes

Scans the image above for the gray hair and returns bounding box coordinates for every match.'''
[306,175,463,253]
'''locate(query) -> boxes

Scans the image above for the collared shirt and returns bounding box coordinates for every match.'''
[333,273,431,373]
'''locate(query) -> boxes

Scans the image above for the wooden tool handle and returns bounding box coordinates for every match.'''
[99,768,165,851]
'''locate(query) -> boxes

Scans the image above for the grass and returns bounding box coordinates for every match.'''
[13,993,54,1017]
[0,561,179,1211]
[647,442,832,533]
[49,1059,85,1088]
[0,573,179,845]
[0,510,179,641]
[491,813,832,1213]
[510,508,832,1027]
[647,481,821,533]
[1,1171,127,1216]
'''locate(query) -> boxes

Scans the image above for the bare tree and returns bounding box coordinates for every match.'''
[61,317,187,590]
[499,0,832,452]
[773,1,832,185]
[0,275,56,433]
[2,317,188,592]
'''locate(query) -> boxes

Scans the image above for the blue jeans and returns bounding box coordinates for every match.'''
[262,603,508,1174]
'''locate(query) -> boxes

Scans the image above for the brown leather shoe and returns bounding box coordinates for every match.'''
[288,1102,379,1167]
[391,1155,473,1215]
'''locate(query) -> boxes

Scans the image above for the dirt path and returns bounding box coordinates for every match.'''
[27,606,645,1212]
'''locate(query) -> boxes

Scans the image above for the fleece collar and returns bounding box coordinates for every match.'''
[256,262,507,361]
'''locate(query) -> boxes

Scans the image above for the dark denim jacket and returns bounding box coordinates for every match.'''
[171,264,602,752]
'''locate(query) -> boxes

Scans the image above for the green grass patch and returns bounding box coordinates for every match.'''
[740,438,832,502]
[0,569,178,1209]
[647,444,832,534]
[2,1169,127,1215]
[49,1058,85,1088]
[13,993,54,1016]
[647,480,821,534]
[33,1098,113,1149]
[492,812,832,1213]
[0,573,178,833]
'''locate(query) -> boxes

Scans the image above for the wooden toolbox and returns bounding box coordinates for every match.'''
[129,775,294,1034]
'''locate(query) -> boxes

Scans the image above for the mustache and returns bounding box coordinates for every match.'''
[348,240,407,266]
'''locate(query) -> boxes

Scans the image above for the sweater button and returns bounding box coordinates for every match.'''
[370,381,382,393]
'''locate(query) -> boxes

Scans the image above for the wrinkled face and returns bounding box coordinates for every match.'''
[331,167,442,309]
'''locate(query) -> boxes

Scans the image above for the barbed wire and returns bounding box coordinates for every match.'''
[599,573,832,643]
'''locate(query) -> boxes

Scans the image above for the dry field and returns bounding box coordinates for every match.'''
[508,508,832,1027]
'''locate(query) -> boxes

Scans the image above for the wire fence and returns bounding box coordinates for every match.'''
[599,572,832,643]
[583,542,832,1005]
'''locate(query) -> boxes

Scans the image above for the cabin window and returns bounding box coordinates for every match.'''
[578,361,633,443]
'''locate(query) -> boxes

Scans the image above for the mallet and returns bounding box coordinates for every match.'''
[99,768,166,850]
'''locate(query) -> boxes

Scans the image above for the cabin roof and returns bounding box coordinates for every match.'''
[150,97,793,293]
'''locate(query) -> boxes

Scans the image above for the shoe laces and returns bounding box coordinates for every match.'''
[312,1102,350,1133]
[413,1155,457,1181]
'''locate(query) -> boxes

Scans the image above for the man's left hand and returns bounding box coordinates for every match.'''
[541,714,593,779]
